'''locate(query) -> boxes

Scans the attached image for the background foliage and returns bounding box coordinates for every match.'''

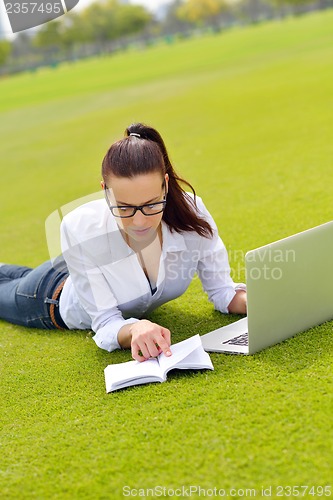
[1,0,333,70]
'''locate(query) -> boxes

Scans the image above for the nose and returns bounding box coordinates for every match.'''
[132,209,147,226]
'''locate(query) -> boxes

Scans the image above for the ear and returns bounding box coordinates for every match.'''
[100,180,105,190]
[164,173,169,194]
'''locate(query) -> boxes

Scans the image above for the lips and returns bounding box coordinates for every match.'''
[130,228,151,237]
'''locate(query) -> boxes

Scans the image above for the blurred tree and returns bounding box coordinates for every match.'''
[177,0,228,26]
[61,12,91,49]
[33,20,63,49]
[80,0,151,44]
[235,0,275,23]
[113,4,152,37]
[0,40,11,66]
[32,0,152,49]
[265,0,318,17]
[80,2,116,44]
[160,0,193,34]
[11,32,36,62]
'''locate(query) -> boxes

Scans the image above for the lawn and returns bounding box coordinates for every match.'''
[0,10,332,499]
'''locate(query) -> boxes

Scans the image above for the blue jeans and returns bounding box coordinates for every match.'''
[0,259,69,330]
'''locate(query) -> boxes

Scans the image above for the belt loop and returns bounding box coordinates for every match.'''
[44,298,59,305]
[49,279,67,330]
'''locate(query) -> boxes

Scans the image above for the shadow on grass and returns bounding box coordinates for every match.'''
[147,302,244,339]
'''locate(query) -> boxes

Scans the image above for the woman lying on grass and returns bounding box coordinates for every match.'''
[0,123,246,361]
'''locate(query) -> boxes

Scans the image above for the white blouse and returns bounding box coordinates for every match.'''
[59,195,245,352]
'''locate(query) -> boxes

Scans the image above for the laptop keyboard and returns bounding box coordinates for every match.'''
[222,332,249,346]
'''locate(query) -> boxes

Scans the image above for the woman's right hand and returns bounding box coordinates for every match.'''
[118,319,172,362]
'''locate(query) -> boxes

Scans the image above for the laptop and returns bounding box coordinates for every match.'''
[201,221,333,355]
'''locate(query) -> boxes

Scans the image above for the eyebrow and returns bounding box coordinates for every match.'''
[115,194,162,206]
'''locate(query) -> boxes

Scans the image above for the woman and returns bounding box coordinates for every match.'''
[0,123,246,361]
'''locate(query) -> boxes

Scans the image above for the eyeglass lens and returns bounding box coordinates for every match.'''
[111,202,166,218]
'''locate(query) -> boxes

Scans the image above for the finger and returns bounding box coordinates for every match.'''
[161,327,171,346]
[132,343,150,362]
[132,349,144,362]
[139,343,151,360]
[145,339,160,359]
[156,333,172,357]
[155,342,163,355]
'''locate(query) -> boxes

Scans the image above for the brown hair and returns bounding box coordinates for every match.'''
[102,123,213,238]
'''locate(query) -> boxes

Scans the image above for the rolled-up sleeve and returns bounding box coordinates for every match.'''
[195,198,246,313]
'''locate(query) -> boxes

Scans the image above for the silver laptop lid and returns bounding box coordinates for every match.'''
[246,221,333,354]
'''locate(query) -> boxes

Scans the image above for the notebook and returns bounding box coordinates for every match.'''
[201,221,333,354]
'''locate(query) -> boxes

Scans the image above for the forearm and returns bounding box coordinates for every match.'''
[227,290,247,314]
[118,323,134,349]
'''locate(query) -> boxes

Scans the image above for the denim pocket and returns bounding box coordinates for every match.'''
[16,262,54,299]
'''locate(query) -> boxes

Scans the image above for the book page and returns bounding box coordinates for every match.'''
[104,357,163,392]
[174,346,213,370]
[158,334,205,375]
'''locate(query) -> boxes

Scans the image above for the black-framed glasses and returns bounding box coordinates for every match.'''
[104,182,167,218]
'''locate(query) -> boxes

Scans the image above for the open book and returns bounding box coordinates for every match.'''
[104,334,214,392]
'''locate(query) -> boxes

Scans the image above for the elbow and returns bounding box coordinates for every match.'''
[227,290,247,315]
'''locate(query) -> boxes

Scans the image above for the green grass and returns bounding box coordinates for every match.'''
[1,10,333,499]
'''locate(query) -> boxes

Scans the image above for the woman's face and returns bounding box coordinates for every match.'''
[103,172,168,242]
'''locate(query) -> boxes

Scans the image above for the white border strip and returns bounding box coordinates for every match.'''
[59,0,68,14]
